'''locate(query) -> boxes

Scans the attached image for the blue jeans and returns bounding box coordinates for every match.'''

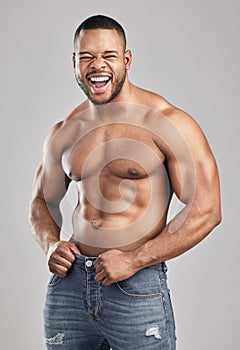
[43,253,176,349]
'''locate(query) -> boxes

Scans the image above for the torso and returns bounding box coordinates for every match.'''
[52,89,174,255]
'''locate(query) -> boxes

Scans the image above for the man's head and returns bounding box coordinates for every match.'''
[73,15,127,52]
[73,15,132,105]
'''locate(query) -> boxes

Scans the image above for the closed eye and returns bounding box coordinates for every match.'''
[104,55,118,59]
[79,56,93,61]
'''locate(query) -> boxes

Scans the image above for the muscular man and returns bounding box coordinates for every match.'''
[29,15,221,350]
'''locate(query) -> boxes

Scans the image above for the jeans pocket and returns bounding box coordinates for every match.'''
[116,267,163,298]
[48,274,63,288]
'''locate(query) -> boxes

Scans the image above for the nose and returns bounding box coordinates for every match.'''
[90,55,106,70]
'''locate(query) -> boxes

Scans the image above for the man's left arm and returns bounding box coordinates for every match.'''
[95,109,221,285]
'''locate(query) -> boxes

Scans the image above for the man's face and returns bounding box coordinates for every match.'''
[73,29,131,105]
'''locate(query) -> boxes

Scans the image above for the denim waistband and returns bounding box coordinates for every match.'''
[73,252,167,274]
[73,253,97,266]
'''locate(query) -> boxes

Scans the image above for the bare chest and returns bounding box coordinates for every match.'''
[62,124,166,181]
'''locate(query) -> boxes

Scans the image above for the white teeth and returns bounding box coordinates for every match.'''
[90,76,110,82]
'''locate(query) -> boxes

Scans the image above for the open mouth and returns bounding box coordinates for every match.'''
[88,75,112,93]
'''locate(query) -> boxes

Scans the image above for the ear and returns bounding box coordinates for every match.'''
[124,50,132,70]
[72,52,76,69]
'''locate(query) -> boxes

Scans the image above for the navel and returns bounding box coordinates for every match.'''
[128,168,139,176]
[92,219,101,229]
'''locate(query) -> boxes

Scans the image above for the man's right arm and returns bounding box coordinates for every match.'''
[29,122,80,276]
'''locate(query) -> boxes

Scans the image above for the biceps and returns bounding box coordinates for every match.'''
[167,152,196,204]
[167,145,219,205]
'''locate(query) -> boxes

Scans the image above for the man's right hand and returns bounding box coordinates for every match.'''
[47,241,81,277]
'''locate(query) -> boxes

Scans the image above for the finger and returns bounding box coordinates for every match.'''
[50,255,73,269]
[94,255,103,270]
[94,261,104,274]
[69,242,81,255]
[55,247,76,263]
[95,269,106,282]
[49,264,69,277]
[101,276,113,286]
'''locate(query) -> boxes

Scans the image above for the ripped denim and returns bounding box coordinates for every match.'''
[43,253,176,349]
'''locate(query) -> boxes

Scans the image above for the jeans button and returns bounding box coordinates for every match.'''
[86,260,93,268]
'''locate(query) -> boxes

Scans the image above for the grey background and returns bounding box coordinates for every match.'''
[0,0,239,349]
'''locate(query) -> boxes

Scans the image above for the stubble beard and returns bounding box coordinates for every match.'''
[75,70,127,105]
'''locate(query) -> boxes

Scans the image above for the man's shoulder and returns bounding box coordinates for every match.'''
[134,86,185,119]
[65,100,89,122]
[46,100,89,142]
[43,101,88,156]
[134,86,202,139]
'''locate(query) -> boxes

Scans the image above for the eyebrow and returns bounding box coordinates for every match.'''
[79,50,119,55]
[79,51,92,55]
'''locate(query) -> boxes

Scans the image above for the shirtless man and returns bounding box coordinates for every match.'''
[29,15,221,350]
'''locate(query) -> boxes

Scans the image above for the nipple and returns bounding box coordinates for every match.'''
[128,168,139,176]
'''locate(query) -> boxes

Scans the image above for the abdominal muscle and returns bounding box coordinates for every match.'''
[70,213,167,257]
[70,172,171,256]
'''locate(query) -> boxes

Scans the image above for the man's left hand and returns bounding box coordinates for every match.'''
[94,249,139,286]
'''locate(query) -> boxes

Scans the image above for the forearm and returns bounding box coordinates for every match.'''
[133,203,221,269]
[29,197,62,254]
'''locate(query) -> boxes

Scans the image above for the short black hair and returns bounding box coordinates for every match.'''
[73,14,126,50]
